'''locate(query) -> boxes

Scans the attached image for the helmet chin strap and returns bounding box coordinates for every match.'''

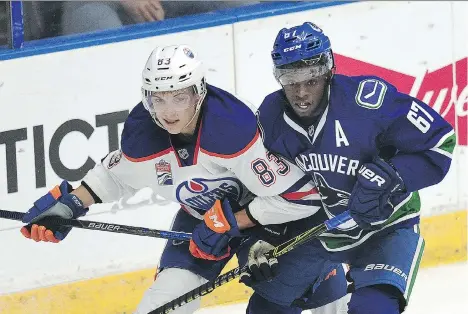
[179,91,206,135]
[150,114,165,129]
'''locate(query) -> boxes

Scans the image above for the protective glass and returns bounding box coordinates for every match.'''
[274,51,333,86]
[142,88,195,113]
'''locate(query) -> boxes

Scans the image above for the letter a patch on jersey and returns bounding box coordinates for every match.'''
[155,160,173,186]
[335,120,349,147]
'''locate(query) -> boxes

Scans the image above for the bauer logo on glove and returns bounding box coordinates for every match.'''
[358,166,387,188]
[348,157,405,230]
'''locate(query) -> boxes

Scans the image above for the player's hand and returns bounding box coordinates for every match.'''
[120,0,164,23]
[242,223,289,246]
[189,198,241,261]
[20,181,89,243]
[239,240,278,287]
[348,157,404,230]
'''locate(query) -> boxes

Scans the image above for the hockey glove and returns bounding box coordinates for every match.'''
[242,222,289,247]
[189,198,241,261]
[239,240,278,287]
[20,181,89,242]
[348,157,404,230]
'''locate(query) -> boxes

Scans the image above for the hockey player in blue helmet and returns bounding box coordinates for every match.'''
[271,22,335,124]
[240,22,455,313]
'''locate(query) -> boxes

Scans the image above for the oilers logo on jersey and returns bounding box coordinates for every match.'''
[175,177,244,210]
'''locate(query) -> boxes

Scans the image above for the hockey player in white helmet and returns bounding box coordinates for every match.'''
[141,45,207,135]
[19,44,348,313]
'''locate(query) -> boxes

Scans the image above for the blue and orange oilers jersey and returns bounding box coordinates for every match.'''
[83,84,322,225]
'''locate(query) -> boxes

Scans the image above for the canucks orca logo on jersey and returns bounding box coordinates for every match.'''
[176,177,245,211]
[313,173,356,231]
[313,173,350,208]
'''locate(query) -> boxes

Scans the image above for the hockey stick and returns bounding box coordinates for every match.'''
[150,211,353,314]
[0,209,192,241]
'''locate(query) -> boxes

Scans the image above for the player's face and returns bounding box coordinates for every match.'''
[282,75,328,118]
[150,88,200,134]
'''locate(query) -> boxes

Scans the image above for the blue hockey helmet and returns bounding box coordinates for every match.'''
[271,22,334,85]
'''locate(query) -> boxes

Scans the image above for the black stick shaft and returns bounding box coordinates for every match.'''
[0,209,192,241]
[150,223,329,314]
[150,211,352,313]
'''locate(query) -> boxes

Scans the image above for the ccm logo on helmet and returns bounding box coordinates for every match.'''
[155,76,173,81]
[283,44,301,52]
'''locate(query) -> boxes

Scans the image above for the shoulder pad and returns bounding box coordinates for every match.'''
[332,75,403,116]
[121,103,171,160]
[200,85,258,157]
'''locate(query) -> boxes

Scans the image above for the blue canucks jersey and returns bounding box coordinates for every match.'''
[257,74,455,251]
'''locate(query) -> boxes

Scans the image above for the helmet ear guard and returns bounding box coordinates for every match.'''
[193,77,207,99]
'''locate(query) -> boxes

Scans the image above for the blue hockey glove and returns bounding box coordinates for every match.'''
[348,157,404,230]
[189,198,242,261]
[20,181,89,242]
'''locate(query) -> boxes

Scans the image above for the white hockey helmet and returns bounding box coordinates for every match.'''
[142,44,206,96]
[141,45,207,130]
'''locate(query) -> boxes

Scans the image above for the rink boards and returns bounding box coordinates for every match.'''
[0,1,467,313]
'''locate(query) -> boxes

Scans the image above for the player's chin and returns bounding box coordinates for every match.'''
[165,126,183,134]
[292,103,316,117]
[162,121,183,134]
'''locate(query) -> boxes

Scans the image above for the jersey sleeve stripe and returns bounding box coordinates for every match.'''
[281,175,313,194]
[200,130,260,159]
[429,147,453,158]
[123,147,173,162]
[432,129,455,150]
[429,129,456,158]
[282,187,320,201]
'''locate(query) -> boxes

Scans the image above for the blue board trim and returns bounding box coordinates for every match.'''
[0,1,351,60]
